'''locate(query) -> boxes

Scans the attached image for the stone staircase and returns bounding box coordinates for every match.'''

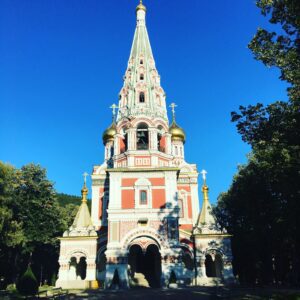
[130,272,150,288]
[195,277,224,286]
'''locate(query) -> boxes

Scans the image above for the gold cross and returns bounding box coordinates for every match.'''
[83,172,88,185]
[169,103,177,121]
[201,169,207,184]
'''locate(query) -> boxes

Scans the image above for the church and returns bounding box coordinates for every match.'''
[56,1,235,289]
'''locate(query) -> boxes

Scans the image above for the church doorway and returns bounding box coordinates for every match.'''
[128,243,161,288]
[205,253,223,278]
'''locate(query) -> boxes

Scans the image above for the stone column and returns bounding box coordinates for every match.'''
[165,133,172,155]
[149,127,158,150]
[127,128,136,151]
[114,134,122,156]
[86,260,97,281]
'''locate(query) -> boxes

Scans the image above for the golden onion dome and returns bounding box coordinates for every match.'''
[102,123,116,144]
[136,0,146,12]
[169,121,186,143]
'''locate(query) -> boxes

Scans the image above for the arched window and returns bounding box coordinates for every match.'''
[140,74,144,80]
[140,59,143,65]
[137,123,149,150]
[139,92,145,103]
[140,190,147,205]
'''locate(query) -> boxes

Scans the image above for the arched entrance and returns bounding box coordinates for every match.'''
[205,253,223,278]
[128,243,161,288]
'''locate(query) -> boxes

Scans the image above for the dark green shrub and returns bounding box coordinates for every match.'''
[0,276,7,290]
[51,272,57,286]
[16,266,39,296]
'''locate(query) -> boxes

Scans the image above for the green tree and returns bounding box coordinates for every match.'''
[0,162,68,284]
[248,0,300,101]
[0,162,24,249]
[216,0,300,285]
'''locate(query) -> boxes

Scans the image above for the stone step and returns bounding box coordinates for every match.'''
[130,272,150,288]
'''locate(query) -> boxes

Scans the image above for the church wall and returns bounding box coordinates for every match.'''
[152,189,166,208]
[149,178,165,185]
[179,224,193,231]
[121,190,135,209]
[122,178,136,186]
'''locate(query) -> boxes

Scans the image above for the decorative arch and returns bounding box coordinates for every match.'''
[117,121,131,133]
[67,249,88,261]
[97,246,107,277]
[205,248,224,260]
[135,177,151,186]
[181,244,194,271]
[128,236,160,253]
[121,227,168,252]
[131,118,154,127]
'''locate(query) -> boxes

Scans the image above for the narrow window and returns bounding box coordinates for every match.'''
[175,146,178,156]
[139,92,145,103]
[140,59,143,65]
[140,74,144,80]
[157,133,162,151]
[140,190,147,205]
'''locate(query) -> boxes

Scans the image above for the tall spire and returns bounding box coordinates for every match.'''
[63,173,97,237]
[197,170,216,226]
[117,1,168,122]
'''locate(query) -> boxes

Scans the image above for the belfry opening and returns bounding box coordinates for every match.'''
[128,243,161,288]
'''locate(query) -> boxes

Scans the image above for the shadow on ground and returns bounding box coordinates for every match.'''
[63,286,300,300]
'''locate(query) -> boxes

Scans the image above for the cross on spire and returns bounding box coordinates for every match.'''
[169,103,177,122]
[110,103,118,122]
[83,172,88,186]
[201,169,207,184]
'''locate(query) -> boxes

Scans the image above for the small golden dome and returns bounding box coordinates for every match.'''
[202,185,209,193]
[136,0,146,12]
[169,121,185,143]
[102,123,116,144]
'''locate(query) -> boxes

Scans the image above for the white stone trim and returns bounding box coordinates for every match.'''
[109,173,122,209]
[191,183,200,225]
[91,185,101,227]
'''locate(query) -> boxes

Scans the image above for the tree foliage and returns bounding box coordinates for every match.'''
[248,0,300,101]
[215,0,300,285]
[0,161,83,285]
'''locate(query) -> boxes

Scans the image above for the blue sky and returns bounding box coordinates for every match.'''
[0,0,288,203]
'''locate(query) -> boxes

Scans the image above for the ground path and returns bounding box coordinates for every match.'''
[65,286,300,300]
